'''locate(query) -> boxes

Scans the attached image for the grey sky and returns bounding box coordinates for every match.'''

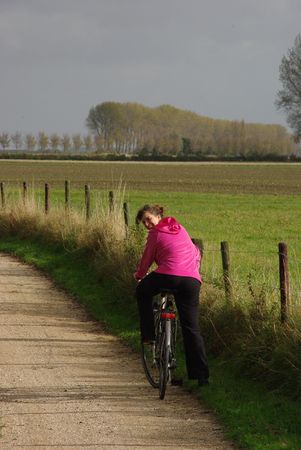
[0,0,300,135]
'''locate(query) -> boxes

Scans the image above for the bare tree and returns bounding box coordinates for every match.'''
[11,131,22,150]
[25,134,37,151]
[94,135,105,153]
[72,134,82,152]
[0,132,11,150]
[38,131,49,151]
[83,134,93,152]
[61,134,71,152]
[50,133,61,151]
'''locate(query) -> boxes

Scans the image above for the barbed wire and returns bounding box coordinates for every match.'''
[203,248,279,255]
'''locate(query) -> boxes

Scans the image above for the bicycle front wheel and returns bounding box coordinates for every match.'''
[141,341,159,388]
[159,329,170,400]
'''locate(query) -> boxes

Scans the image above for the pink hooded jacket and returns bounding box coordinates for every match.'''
[135,217,202,283]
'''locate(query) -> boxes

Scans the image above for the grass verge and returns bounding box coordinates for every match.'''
[0,236,300,450]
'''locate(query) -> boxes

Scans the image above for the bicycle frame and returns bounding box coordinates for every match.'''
[156,293,177,399]
[141,291,177,399]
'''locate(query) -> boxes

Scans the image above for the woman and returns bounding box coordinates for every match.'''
[135,204,209,386]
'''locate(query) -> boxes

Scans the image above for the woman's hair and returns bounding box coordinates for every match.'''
[135,204,164,224]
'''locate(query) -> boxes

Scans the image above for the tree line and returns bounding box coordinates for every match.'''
[86,102,293,157]
[0,103,295,158]
[0,131,95,152]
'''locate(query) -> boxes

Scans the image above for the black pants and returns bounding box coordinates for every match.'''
[136,272,209,380]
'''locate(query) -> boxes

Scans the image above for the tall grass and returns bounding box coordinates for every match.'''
[0,186,142,291]
[0,187,301,400]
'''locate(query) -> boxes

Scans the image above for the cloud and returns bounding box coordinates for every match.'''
[0,0,300,133]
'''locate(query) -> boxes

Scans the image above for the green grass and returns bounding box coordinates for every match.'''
[0,236,300,450]
[7,185,299,307]
[198,360,301,450]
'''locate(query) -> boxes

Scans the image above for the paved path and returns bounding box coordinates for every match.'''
[0,254,235,450]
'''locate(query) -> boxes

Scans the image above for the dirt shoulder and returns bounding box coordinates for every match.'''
[0,254,235,449]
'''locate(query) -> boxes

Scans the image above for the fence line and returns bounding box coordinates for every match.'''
[203,248,278,255]
[0,180,299,323]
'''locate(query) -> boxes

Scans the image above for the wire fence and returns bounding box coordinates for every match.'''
[0,180,300,322]
[200,241,301,321]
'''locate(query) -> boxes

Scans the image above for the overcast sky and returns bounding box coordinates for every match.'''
[0,0,300,135]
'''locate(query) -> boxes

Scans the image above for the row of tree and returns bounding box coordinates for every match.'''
[0,105,295,157]
[0,132,95,152]
[86,102,293,157]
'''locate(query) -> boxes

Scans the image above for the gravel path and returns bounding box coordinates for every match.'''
[0,254,235,450]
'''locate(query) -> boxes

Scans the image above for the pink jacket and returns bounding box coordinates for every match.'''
[135,217,202,283]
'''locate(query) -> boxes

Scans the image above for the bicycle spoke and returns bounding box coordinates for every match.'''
[141,341,159,388]
[141,293,178,399]
[159,330,169,400]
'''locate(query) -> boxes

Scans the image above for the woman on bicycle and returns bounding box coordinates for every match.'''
[135,204,209,386]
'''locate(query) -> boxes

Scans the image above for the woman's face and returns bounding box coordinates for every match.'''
[141,212,161,230]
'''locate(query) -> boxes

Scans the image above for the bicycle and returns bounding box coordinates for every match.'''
[141,289,178,400]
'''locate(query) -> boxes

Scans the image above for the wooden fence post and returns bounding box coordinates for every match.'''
[45,183,49,214]
[221,241,233,302]
[22,181,27,204]
[109,191,114,212]
[85,184,91,220]
[65,180,70,210]
[123,202,129,228]
[0,182,5,208]
[278,242,289,323]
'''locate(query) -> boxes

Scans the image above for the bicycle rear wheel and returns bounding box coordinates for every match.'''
[141,341,159,388]
[170,318,177,367]
[159,329,170,400]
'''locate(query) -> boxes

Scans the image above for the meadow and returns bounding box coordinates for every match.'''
[0,160,300,309]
